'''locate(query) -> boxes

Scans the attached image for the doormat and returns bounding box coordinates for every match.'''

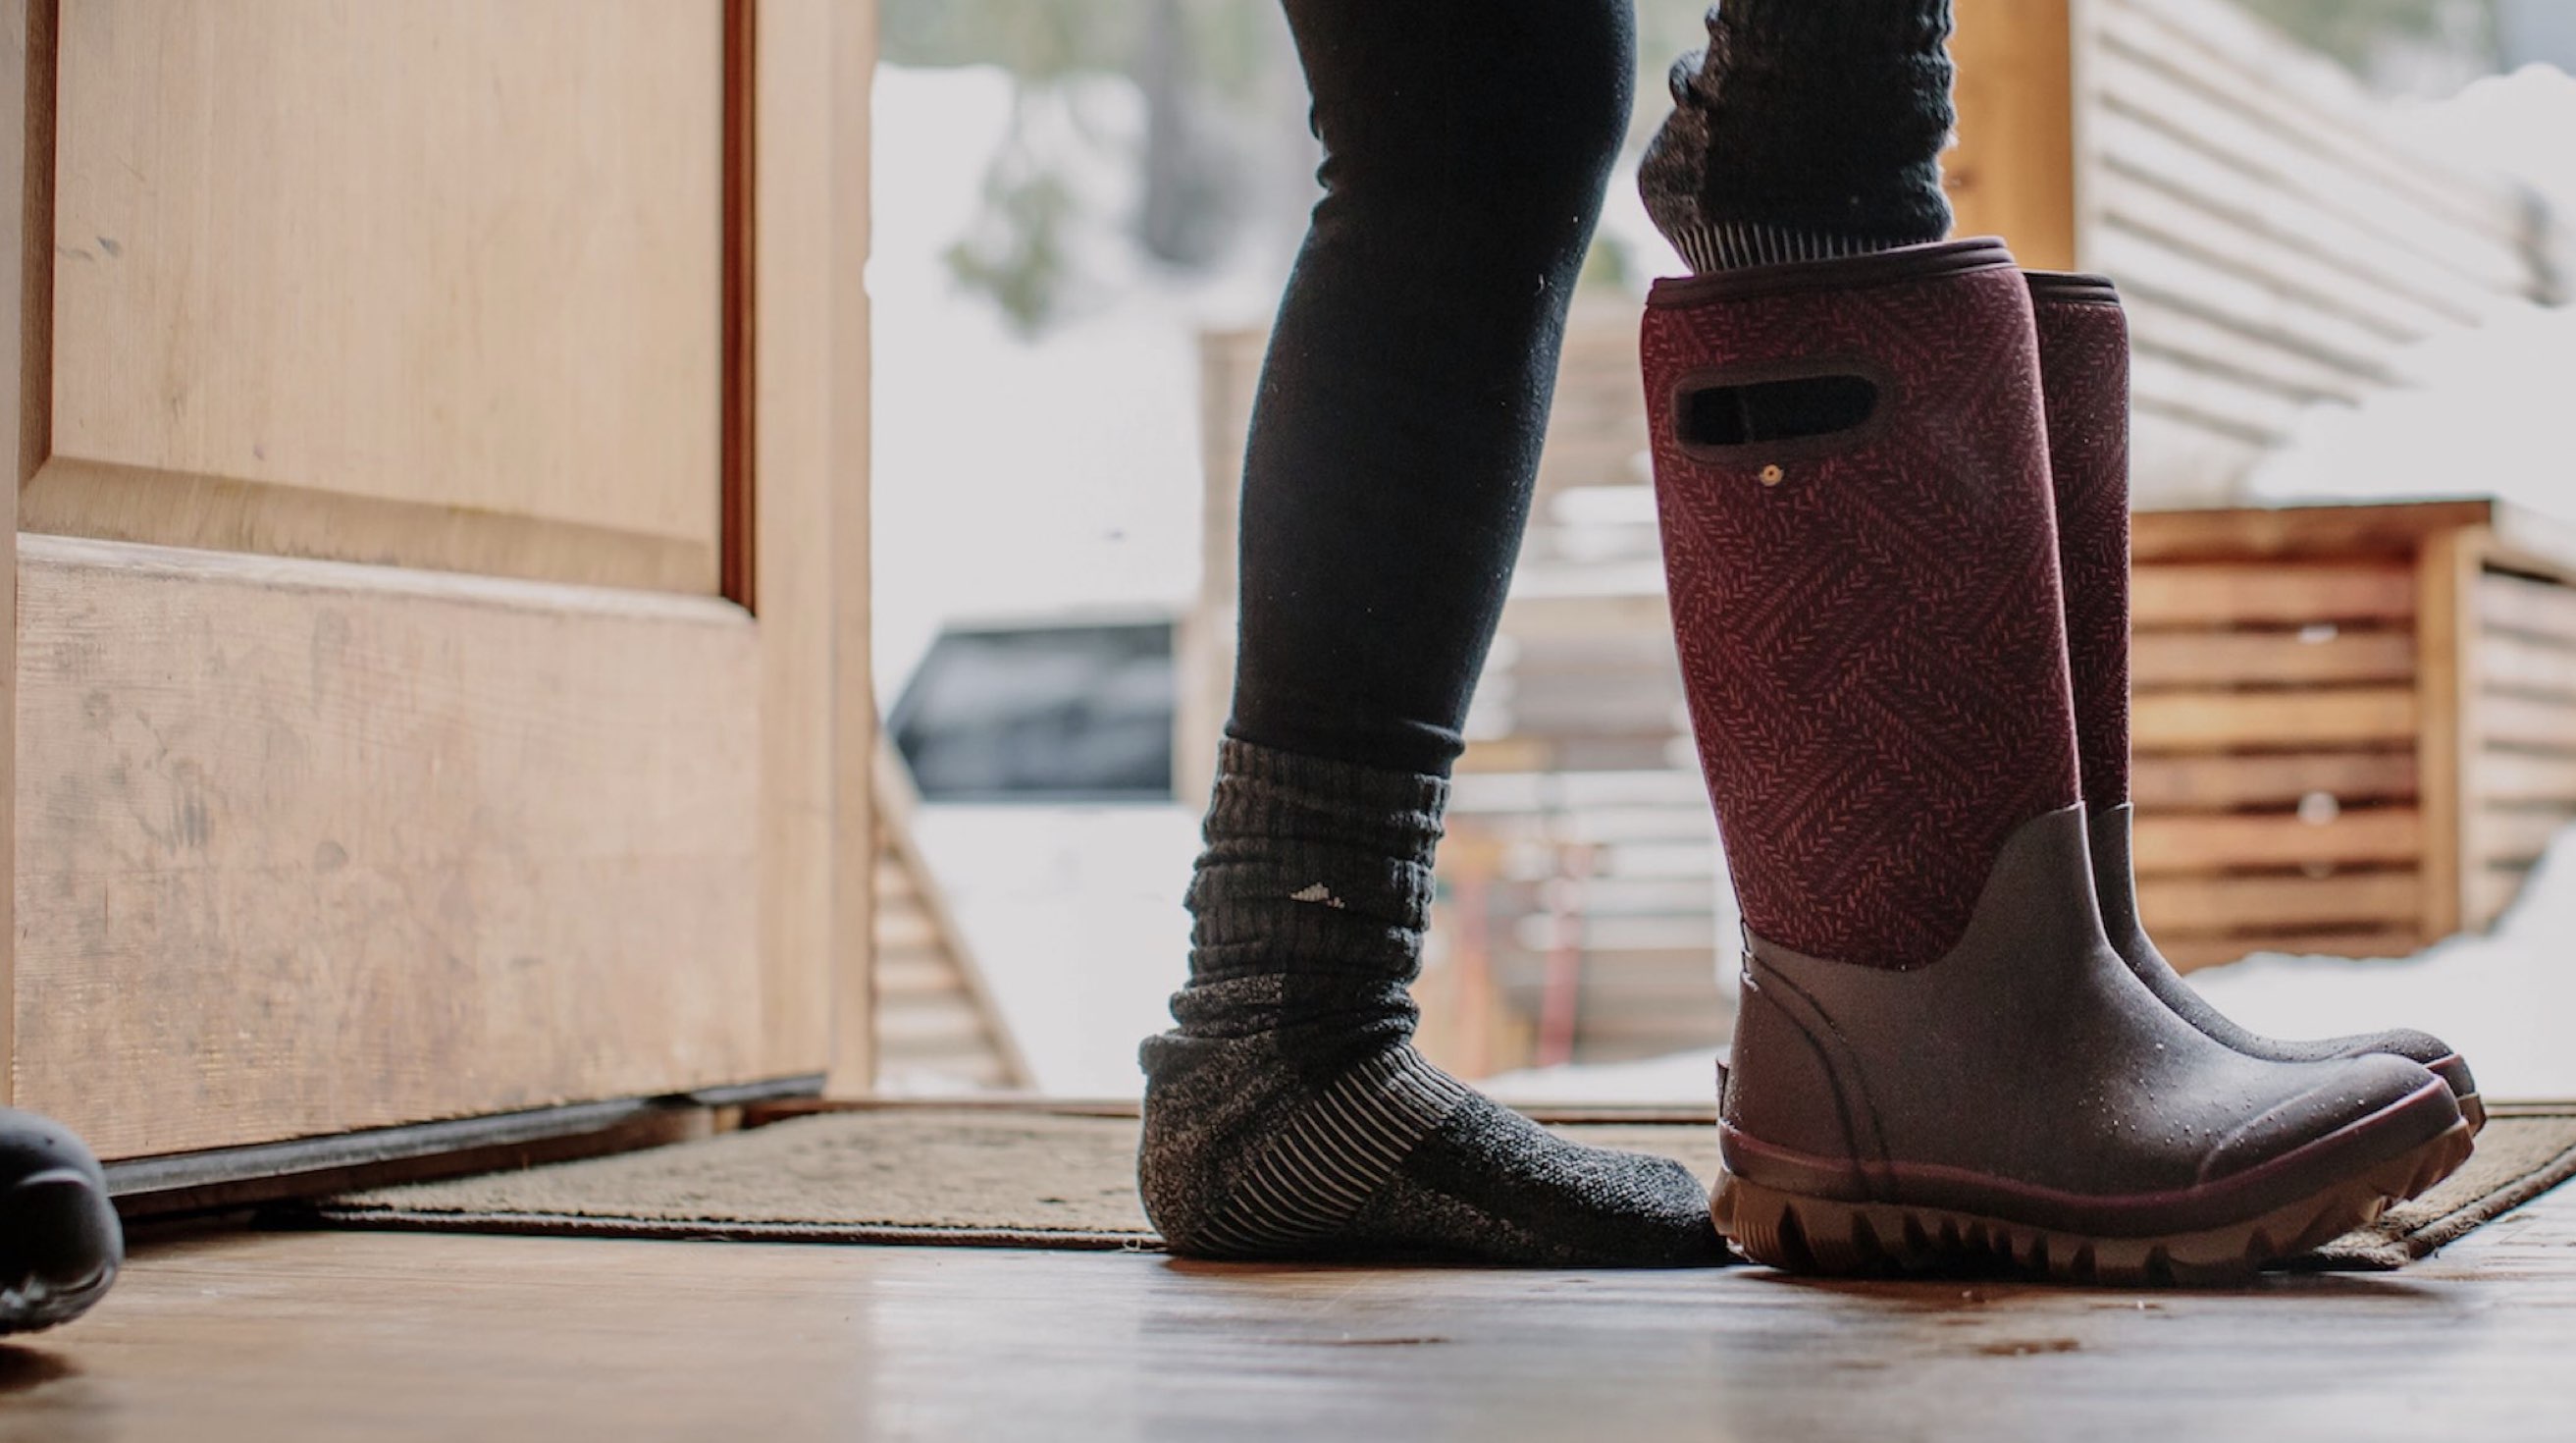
[310,1103,2576,1270]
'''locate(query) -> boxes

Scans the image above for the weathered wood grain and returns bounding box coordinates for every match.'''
[45,0,727,590]
[2129,628,2414,690]
[2131,564,2413,628]
[10,536,768,1157]
[2129,751,2417,812]
[2136,870,2420,935]
[2132,687,2418,752]
[2131,809,2421,874]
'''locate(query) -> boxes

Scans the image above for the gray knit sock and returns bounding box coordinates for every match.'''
[1640,0,1956,273]
[1136,740,1723,1266]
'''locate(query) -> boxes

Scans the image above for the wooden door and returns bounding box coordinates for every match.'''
[0,0,874,1162]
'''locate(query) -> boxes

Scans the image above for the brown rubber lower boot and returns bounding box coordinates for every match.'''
[1716,806,2467,1284]
[1645,240,2472,1283]
[2027,271,2482,1133]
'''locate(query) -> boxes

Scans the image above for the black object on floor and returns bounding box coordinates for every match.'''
[0,1108,121,1333]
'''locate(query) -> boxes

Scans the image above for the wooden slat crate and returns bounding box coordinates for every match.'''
[2131,500,2576,971]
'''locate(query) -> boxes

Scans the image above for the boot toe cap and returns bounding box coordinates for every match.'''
[2198,1054,2458,1188]
[2324,1028,2475,1107]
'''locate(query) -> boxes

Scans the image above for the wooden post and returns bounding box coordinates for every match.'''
[1946,0,2079,271]
[824,0,878,1097]
[2414,526,2487,942]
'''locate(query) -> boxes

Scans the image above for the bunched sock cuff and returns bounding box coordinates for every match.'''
[1662,222,1937,273]
[1715,0,1952,53]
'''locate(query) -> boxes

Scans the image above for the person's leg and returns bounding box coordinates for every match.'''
[1641,0,1954,271]
[1137,0,1721,1266]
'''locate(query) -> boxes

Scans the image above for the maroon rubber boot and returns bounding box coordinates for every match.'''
[2028,271,2483,1132]
[1645,239,2472,1284]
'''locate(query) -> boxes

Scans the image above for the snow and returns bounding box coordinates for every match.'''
[2397,64,2576,217]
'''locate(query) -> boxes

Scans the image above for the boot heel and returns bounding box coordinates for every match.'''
[1712,1174,1904,1275]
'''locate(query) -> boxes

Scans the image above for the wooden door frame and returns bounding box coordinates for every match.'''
[0,0,876,1116]
[0,0,39,1109]
[753,0,877,1098]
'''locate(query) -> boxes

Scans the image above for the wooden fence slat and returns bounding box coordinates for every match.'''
[2096,233,2421,385]
[874,953,971,999]
[2136,870,2419,934]
[875,998,999,1052]
[2096,0,2533,246]
[2483,632,2576,705]
[870,902,941,956]
[2477,805,2576,868]
[2130,751,2418,811]
[2131,809,2422,874]
[2480,751,2576,806]
[2083,100,2507,324]
[2481,572,2576,646]
[2480,693,2576,755]
[2131,564,2414,628]
[2126,347,2304,446]
[2130,502,2498,564]
[2159,929,2424,974]
[2084,53,2516,315]
[2132,687,2418,752]
[870,745,1032,1091]
[2115,289,2378,409]
[2092,148,2474,343]
[2130,629,2414,689]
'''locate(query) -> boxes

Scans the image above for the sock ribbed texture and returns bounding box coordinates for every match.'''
[1641,0,1956,273]
[1137,739,1722,1265]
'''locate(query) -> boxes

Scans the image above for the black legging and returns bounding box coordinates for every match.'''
[1225,0,1636,779]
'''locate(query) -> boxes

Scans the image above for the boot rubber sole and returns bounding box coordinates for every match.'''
[1713,1117,2475,1287]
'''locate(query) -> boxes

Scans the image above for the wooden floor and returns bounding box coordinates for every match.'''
[10,1189,2576,1442]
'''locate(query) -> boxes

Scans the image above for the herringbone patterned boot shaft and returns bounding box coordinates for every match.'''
[2030,279,2133,813]
[1644,240,2081,969]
